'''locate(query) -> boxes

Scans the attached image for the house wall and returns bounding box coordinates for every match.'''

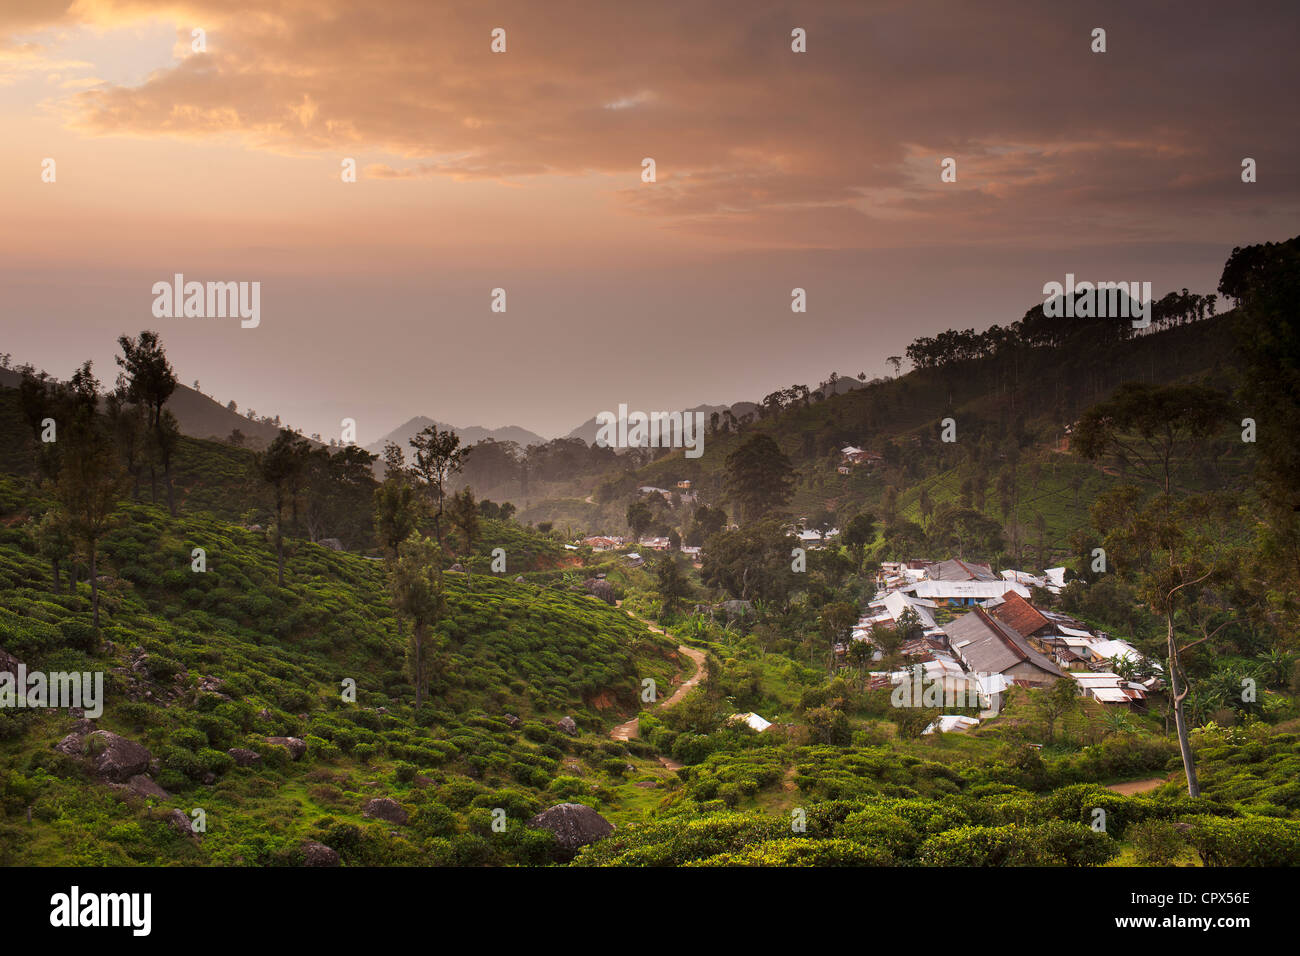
[1005,661,1059,687]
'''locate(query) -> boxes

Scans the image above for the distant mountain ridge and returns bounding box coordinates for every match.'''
[366,416,546,456]
[0,362,866,454]
[562,372,865,445]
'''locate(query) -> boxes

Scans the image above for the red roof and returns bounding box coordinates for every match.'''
[990,590,1052,637]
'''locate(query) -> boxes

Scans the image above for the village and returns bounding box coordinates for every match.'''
[855,558,1161,735]
[572,438,1163,742]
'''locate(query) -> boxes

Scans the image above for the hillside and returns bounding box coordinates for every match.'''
[0,367,289,451]
[558,310,1252,561]
[0,474,690,865]
[561,371,866,445]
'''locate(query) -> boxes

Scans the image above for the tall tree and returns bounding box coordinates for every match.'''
[701,519,799,607]
[819,601,859,675]
[17,366,60,481]
[409,425,468,548]
[1077,382,1237,797]
[626,500,653,540]
[32,510,75,595]
[724,433,796,523]
[655,554,693,616]
[844,512,876,568]
[374,477,421,559]
[388,535,447,708]
[448,487,481,583]
[55,362,126,633]
[1232,236,1300,640]
[257,429,310,586]
[1073,382,1233,496]
[105,388,147,499]
[115,332,178,513]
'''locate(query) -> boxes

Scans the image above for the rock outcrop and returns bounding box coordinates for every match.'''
[302,841,340,866]
[264,736,307,760]
[527,803,614,850]
[362,797,409,825]
[227,747,263,767]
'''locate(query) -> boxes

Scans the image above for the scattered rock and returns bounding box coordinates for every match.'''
[527,803,614,851]
[302,841,340,866]
[127,775,171,800]
[362,797,409,825]
[72,718,95,735]
[227,747,262,768]
[514,575,526,583]
[265,736,307,760]
[449,563,465,573]
[318,538,343,551]
[0,646,24,679]
[503,713,521,729]
[87,731,152,783]
[556,716,578,736]
[583,578,616,604]
[55,733,84,757]
[165,809,198,839]
[198,675,226,695]
[258,708,272,721]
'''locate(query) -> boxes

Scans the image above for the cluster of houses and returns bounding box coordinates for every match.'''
[637,481,698,505]
[856,559,1161,734]
[838,445,884,475]
[578,533,702,568]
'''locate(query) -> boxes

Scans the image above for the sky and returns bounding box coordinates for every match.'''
[1,0,1297,442]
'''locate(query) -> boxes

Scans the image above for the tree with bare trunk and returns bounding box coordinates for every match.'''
[1077,382,1239,797]
[409,425,468,549]
[388,535,447,709]
[55,362,126,634]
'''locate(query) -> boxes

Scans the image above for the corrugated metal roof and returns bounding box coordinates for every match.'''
[945,608,1065,679]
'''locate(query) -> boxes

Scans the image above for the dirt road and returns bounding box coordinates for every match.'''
[610,610,707,744]
[1105,777,1169,795]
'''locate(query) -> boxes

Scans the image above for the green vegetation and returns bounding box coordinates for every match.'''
[2,237,1298,866]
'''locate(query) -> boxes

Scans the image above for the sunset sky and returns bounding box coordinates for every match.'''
[2,0,1296,441]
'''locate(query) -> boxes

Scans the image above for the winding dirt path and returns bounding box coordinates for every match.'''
[1105,776,1169,795]
[610,608,707,747]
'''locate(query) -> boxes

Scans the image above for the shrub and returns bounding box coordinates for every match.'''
[58,619,97,653]
[411,801,457,838]
[1129,819,1187,866]
[919,821,1116,866]
[686,838,894,867]
[1187,817,1300,866]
